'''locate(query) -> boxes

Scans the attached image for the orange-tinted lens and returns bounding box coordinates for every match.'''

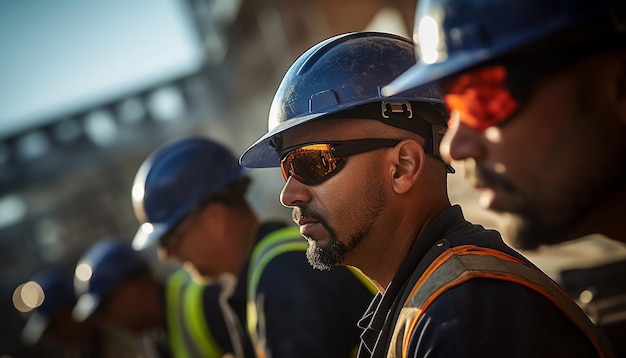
[444,66,518,130]
[280,144,346,185]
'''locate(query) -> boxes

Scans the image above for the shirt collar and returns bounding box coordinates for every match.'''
[356,205,469,356]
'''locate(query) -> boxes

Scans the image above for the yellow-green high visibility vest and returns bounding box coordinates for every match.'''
[247,226,377,358]
[166,269,224,358]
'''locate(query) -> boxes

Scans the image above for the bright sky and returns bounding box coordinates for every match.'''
[0,0,205,139]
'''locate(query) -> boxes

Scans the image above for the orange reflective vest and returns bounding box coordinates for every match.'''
[387,245,616,358]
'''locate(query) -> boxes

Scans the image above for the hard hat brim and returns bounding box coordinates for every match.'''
[72,292,101,322]
[382,12,601,97]
[240,112,330,168]
[382,49,493,97]
[239,95,440,168]
[21,312,50,345]
[132,222,169,251]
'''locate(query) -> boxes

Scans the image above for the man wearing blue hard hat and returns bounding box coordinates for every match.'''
[384,0,626,355]
[384,0,626,251]
[130,135,376,358]
[72,238,241,358]
[17,269,99,357]
[239,31,615,357]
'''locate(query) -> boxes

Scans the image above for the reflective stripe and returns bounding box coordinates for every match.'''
[248,226,308,301]
[392,245,615,358]
[166,269,224,358]
[247,226,377,358]
[347,266,378,295]
[214,273,247,358]
[184,283,223,357]
[167,270,189,358]
[247,226,308,353]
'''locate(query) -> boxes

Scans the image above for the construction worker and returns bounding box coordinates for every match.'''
[383,0,626,251]
[382,1,626,355]
[72,239,238,358]
[239,31,616,357]
[131,136,376,357]
[17,268,100,358]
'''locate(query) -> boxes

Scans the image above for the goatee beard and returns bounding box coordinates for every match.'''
[305,235,346,271]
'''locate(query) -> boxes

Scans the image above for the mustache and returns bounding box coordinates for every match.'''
[292,206,324,224]
[465,160,516,194]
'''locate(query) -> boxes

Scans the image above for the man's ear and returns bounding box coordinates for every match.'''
[389,140,426,195]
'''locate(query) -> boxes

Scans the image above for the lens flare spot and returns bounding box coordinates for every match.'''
[131,184,145,203]
[485,127,501,143]
[75,263,93,283]
[418,16,440,64]
[141,222,154,235]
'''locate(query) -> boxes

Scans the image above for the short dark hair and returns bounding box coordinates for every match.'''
[205,176,251,207]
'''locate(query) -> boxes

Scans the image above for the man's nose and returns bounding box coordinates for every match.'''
[439,121,487,164]
[280,176,312,208]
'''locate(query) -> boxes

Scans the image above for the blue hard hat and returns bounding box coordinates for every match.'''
[20,269,76,345]
[239,31,451,171]
[72,239,149,322]
[383,0,626,96]
[131,136,244,250]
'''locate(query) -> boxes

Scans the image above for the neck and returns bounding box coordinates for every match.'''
[227,203,260,274]
[241,207,260,261]
[354,200,450,294]
[352,238,406,293]
[568,183,626,245]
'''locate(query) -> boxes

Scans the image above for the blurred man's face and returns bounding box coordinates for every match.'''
[100,279,155,334]
[439,52,626,249]
[44,310,95,347]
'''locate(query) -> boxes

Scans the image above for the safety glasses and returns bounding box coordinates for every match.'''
[279,138,401,185]
[443,65,520,131]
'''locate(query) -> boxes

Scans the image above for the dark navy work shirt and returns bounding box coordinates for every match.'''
[357,205,606,358]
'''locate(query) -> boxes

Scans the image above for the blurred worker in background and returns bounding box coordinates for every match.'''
[72,238,239,358]
[384,0,626,251]
[16,268,100,358]
[239,31,616,357]
[382,1,626,355]
[131,136,376,357]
